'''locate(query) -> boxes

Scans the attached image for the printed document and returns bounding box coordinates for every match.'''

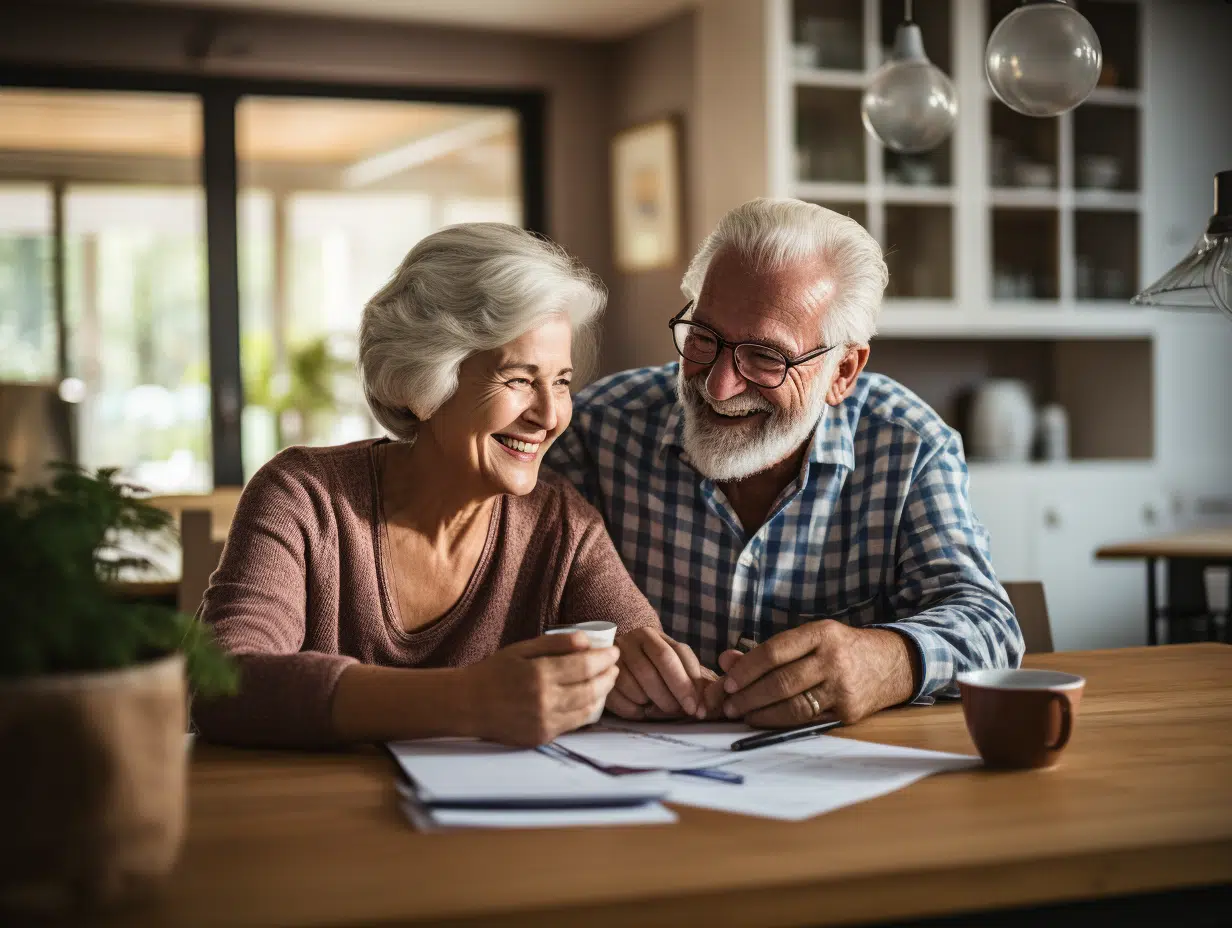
[554,722,980,821]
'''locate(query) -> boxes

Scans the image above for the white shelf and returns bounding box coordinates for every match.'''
[984,86,1143,108]
[883,185,955,205]
[968,460,1156,477]
[877,304,1159,338]
[792,181,867,202]
[990,189,1062,209]
[1086,87,1142,107]
[792,182,957,204]
[1073,189,1141,211]
[792,68,867,89]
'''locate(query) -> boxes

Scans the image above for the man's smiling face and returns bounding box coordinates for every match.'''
[676,248,842,482]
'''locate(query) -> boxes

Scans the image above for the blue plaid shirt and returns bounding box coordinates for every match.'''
[545,364,1023,700]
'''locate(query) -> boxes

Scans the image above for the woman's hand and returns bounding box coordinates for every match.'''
[459,632,619,747]
[606,628,718,721]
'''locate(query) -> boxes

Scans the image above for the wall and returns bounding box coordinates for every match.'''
[602,0,773,376]
[694,0,769,237]
[605,10,696,374]
[1143,0,1232,514]
[0,0,615,336]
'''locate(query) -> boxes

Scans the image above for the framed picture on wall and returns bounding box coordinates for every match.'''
[611,117,681,273]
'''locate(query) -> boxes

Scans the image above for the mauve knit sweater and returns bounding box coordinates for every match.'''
[191,439,660,748]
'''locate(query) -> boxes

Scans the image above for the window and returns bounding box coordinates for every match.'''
[0,80,538,488]
[235,96,522,474]
[0,89,209,492]
[0,184,55,382]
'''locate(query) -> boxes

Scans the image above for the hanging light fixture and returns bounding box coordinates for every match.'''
[1132,171,1232,320]
[986,0,1102,117]
[861,0,958,154]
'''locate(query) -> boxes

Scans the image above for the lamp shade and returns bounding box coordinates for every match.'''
[861,23,958,154]
[986,0,1102,118]
[1132,170,1232,320]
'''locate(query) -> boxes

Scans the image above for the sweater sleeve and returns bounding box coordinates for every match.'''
[191,448,357,748]
[558,483,661,636]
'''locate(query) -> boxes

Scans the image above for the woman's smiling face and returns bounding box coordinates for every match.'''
[419,315,575,498]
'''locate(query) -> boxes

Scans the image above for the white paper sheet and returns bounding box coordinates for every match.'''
[554,721,745,770]
[553,722,980,821]
[386,738,670,805]
[400,799,678,832]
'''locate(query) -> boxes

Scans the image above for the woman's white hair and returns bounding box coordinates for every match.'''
[359,222,606,440]
[681,198,888,348]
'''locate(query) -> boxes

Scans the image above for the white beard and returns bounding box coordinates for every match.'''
[676,366,831,482]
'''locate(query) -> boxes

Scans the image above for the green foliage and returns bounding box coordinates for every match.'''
[244,333,350,417]
[243,333,351,446]
[0,464,238,696]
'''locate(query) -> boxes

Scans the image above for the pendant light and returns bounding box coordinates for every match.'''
[861,0,958,154]
[1132,170,1232,320]
[986,0,1102,117]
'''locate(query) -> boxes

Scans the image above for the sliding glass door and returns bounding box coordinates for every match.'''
[0,184,55,383]
[234,95,522,476]
[0,89,210,492]
[0,73,539,490]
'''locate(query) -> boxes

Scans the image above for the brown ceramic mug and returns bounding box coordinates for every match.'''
[957,669,1085,769]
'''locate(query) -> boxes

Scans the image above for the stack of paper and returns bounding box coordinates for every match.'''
[386,739,677,832]
[388,722,981,831]
[556,722,981,821]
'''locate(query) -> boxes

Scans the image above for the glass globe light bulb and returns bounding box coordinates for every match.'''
[861,23,958,154]
[987,0,1102,117]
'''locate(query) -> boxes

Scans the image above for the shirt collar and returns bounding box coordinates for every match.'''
[658,396,856,472]
[658,403,687,459]
[810,400,856,471]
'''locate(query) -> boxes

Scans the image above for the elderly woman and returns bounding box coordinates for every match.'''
[192,224,680,749]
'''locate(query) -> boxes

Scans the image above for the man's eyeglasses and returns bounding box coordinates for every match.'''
[667,302,836,389]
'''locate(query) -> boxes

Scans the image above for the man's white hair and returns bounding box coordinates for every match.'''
[680,198,888,348]
[359,223,605,440]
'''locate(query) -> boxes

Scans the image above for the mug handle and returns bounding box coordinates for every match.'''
[1045,692,1073,751]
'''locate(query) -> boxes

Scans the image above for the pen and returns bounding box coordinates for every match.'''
[672,767,744,784]
[729,719,843,752]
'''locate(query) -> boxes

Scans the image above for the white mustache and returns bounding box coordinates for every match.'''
[682,375,774,417]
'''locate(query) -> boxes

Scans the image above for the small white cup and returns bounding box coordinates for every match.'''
[545,621,618,725]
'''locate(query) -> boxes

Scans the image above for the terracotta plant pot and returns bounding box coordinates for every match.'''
[0,654,187,913]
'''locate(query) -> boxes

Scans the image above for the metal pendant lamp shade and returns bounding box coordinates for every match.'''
[1132,170,1232,320]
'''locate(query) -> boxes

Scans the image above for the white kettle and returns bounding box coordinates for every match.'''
[968,379,1036,462]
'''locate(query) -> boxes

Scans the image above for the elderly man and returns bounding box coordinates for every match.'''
[548,198,1023,729]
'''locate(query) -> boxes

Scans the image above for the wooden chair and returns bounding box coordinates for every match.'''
[1002,581,1054,654]
[150,488,242,539]
[179,509,225,617]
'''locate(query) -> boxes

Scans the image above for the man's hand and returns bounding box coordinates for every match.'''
[718,621,918,728]
[606,628,713,720]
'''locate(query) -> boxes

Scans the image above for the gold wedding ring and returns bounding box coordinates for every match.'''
[802,689,822,718]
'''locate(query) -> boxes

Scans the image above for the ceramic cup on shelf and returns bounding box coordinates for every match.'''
[1013,161,1056,189]
[969,379,1036,462]
[958,669,1086,769]
[1078,154,1122,190]
[1037,404,1070,462]
[545,621,618,725]
[791,42,818,69]
[898,157,936,186]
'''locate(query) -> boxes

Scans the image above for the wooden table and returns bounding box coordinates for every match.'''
[1097,529,1232,645]
[108,492,237,602]
[90,645,1231,928]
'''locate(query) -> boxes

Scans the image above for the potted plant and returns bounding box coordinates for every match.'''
[0,464,237,914]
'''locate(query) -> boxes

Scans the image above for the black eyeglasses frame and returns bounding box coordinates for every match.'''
[667,301,837,389]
